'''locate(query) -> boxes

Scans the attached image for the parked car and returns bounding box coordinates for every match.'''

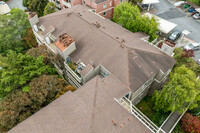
[184,4,191,8]
[189,7,196,13]
[197,59,200,65]
[141,4,149,9]
[168,31,181,42]
[174,1,186,7]
[184,43,200,50]
[193,12,200,19]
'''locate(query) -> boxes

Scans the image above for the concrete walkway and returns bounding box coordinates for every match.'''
[7,0,27,10]
[160,111,181,133]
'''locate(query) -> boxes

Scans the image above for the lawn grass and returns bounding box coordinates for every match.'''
[136,96,170,127]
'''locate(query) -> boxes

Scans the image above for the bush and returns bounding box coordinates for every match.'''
[181,113,200,133]
[0,75,67,132]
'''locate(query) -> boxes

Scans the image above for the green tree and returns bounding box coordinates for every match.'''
[23,0,48,16]
[0,9,30,54]
[152,65,200,113]
[173,48,200,76]
[190,0,200,6]
[0,75,67,132]
[24,28,38,48]
[27,45,65,69]
[43,2,57,16]
[113,2,158,41]
[0,51,56,98]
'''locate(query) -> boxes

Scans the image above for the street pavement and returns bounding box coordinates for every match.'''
[7,0,27,10]
[153,0,200,42]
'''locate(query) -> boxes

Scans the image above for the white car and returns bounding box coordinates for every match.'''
[197,59,200,65]
[184,43,200,50]
[174,1,187,7]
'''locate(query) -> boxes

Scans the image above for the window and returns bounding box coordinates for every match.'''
[103,3,107,8]
[110,1,112,6]
[109,9,112,14]
[120,0,123,2]
[103,11,106,16]
[83,1,85,5]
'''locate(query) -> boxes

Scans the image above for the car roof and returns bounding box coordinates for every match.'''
[192,42,200,46]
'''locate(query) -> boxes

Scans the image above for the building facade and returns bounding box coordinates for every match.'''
[26,6,177,132]
[48,0,123,19]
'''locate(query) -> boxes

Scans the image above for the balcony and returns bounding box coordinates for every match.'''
[64,61,82,83]
[62,0,72,8]
[54,0,61,8]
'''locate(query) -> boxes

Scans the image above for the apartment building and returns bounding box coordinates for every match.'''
[13,5,178,133]
[48,0,122,19]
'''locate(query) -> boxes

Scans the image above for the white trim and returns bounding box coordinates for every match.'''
[97,7,114,14]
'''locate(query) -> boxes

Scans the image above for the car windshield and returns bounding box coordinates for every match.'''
[188,44,194,49]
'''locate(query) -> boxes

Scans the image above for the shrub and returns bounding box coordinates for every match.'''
[181,113,200,133]
[0,75,67,132]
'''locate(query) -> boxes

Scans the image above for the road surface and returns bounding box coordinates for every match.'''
[153,0,200,42]
[7,0,27,10]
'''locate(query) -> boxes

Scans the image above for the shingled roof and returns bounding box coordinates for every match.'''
[37,5,175,92]
[8,75,151,133]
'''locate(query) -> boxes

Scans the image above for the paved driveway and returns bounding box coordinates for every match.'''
[7,0,27,10]
[153,0,200,42]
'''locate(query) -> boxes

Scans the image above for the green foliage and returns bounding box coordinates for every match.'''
[113,2,159,41]
[23,0,48,16]
[0,75,66,132]
[172,122,185,133]
[0,51,56,98]
[190,0,200,6]
[129,0,142,4]
[0,9,30,54]
[152,65,200,113]
[136,96,170,127]
[24,28,38,48]
[43,2,57,16]
[22,0,29,7]
[27,45,65,70]
[173,48,200,76]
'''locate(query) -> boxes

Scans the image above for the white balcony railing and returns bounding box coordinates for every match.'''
[62,0,72,8]
[115,97,166,133]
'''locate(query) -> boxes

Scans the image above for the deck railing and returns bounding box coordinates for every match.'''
[115,97,166,133]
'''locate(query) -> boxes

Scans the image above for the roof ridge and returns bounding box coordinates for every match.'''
[127,45,173,59]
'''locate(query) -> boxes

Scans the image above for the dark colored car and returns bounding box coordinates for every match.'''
[189,7,196,13]
[168,31,181,42]
[141,4,149,9]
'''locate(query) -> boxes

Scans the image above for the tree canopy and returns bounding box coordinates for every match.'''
[43,2,57,16]
[27,45,65,69]
[181,113,200,133]
[24,28,38,48]
[152,65,200,113]
[0,75,68,132]
[0,9,30,54]
[0,51,56,98]
[23,0,48,16]
[113,2,159,41]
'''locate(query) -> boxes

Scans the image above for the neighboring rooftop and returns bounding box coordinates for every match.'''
[8,75,151,133]
[37,5,176,92]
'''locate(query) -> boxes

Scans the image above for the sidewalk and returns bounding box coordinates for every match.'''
[176,37,194,48]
